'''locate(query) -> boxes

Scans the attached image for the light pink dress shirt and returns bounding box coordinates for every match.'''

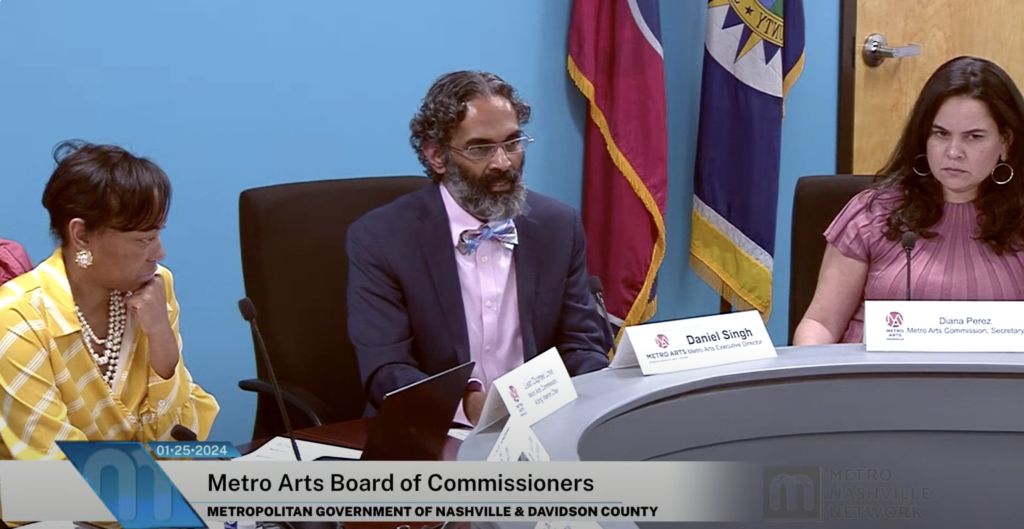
[440,185,525,426]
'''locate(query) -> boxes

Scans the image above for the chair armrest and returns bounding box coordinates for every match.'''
[238,378,334,427]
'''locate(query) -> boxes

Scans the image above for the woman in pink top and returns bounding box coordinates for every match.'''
[794,56,1024,344]
[0,238,32,286]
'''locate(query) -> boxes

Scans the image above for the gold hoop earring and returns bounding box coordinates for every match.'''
[991,163,1014,185]
[913,154,931,176]
[75,249,93,269]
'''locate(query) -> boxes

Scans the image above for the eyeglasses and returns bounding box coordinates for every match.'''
[449,134,534,162]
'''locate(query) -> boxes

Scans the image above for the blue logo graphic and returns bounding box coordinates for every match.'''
[57,441,205,528]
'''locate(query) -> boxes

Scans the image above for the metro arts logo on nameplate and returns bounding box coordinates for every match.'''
[883,311,905,342]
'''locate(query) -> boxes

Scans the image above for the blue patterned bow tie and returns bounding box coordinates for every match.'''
[457,219,518,255]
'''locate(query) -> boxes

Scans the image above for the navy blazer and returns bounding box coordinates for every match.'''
[347,181,611,408]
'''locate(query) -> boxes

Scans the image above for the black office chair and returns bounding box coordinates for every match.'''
[788,174,876,345]
[238,175,431,441]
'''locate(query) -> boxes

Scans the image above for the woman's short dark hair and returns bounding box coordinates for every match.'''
[409,70,532,181]
[871,56,1024,254]
[42,140,171,245]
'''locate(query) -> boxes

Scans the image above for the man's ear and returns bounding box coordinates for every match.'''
[423,142,447,176]
[68,218,90,249]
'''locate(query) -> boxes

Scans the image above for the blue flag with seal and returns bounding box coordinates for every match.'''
[58,441,205,528]
[689,0,804,320]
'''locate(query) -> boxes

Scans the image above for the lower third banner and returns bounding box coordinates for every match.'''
[2,460,769,523]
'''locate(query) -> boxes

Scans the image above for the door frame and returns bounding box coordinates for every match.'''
[837,0,858,174]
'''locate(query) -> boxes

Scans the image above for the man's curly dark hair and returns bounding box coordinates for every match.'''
[410,70,531,181]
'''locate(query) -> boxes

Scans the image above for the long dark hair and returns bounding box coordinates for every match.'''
[869,56,1024,254]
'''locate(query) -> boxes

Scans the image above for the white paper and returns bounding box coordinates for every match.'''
[864,300,1024,352]
[475,383,509,431]
[520,421,550,461]
[447,428,471,441]
[233,436,362,461]
[610,334,640,368]
[486,418,522,461]
[486,417,549,462]
[612,310,776,375]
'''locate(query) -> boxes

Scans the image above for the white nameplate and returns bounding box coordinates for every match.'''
[486,416,550,462]
[864,300,1024,352]
[475,347,578,430]
[610,310,776,375]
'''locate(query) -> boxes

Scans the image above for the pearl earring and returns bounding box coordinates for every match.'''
[75,249,93,269]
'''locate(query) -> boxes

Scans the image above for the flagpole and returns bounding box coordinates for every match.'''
[720,297,731,313]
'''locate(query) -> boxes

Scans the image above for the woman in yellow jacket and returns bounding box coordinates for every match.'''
[0,140,220,524]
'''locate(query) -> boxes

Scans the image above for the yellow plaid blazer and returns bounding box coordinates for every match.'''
[0,248,219,522]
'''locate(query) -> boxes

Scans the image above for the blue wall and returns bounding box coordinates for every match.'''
[0,0,837,445]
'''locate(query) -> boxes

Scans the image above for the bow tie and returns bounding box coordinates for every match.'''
[457,219,518,255]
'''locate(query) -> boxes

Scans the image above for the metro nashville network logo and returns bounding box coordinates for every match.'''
[884,311,905,341]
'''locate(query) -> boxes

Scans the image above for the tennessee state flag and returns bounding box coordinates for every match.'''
[690,0,804,320]
[568,0,668,350]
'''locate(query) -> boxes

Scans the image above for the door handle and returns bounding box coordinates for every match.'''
[862,33,921,67]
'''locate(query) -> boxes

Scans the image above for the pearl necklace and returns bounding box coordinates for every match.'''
[75,290,130,386]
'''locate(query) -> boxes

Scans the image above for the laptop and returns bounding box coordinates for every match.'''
[315,361,475,461]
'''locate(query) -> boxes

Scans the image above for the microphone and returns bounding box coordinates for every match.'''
[587,276,618,358]
[901,232,917,301]
[238,297,302,461]
[171,424,198,442]
[170,425,232,460]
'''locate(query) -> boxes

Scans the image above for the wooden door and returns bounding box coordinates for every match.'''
[838,0,1024,174]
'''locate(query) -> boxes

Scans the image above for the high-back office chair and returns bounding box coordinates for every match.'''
[238,175,430,441]
[788,174,875,345]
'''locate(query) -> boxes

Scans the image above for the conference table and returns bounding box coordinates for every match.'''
[240,343,1024,528]
[456,342,1024,529]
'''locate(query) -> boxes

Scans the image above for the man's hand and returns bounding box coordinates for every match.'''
[462,390,487,426]
[125,274,178,378]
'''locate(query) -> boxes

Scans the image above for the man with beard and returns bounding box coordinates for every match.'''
[347,70,610,426]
